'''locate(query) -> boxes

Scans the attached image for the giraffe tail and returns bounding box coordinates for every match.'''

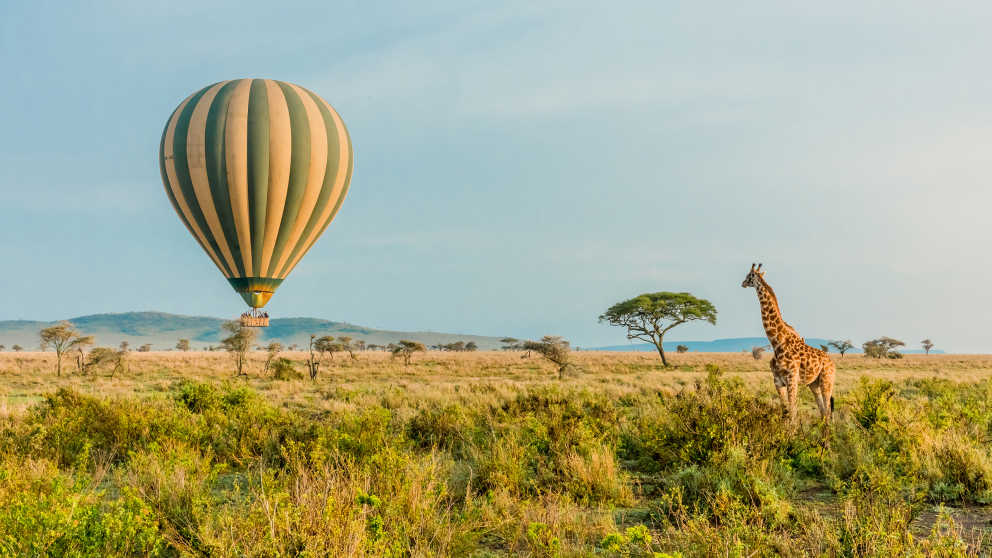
[830,396,834,412]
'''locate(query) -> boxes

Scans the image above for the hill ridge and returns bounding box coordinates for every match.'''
[0,311,506,350]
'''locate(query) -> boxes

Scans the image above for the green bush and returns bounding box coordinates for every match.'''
[270,357,302,380]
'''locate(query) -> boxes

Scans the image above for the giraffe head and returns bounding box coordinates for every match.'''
[741,263,764,288]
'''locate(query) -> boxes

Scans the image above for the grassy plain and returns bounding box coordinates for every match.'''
[2,350,992,556]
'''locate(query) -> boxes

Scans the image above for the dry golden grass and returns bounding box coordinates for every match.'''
[3,348,992,555]
[2,349,990,418]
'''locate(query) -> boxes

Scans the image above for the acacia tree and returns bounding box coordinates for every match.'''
[751,346,765,360]
[306,335,336,380]
[39,321,94,377]
[392,340,425,365]
[220,321,257,376]
[176,339,190,352]
[921,339,935,355]
[263,341,283,375]
[676,345,689,354]
[314,335,338,362]
[12,345,23,352]
[599,292,717,367]
[86,347,128,377]
[829,340,854,357]
[523,336,572,379]
[863,337,905,359]
[337,336,359,361]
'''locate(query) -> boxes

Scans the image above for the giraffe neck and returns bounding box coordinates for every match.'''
[754,278,796,352]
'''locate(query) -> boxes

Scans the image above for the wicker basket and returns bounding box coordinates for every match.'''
[240,316,270,327]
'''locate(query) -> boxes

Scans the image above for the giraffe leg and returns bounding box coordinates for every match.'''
[808,376,827,418]
[770,358,789,417]
[787,370,800,425]
[821,362,836,422]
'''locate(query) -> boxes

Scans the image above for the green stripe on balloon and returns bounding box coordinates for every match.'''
[204,81,246,277]
[246,79,271,277]
[172,84,233,277]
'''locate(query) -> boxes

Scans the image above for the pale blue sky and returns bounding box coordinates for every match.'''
[2,2,990,351]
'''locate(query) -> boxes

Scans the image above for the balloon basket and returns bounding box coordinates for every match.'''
[240,310,269,327]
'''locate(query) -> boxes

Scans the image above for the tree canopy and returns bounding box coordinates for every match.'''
[829,340,854,357]
[392,340,426,365]
[599,292,716,367]
[863,337,905,359]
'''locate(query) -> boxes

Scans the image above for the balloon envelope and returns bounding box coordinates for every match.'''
[159,79,353,308]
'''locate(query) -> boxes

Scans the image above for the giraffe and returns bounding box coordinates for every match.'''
[741,263,835,422]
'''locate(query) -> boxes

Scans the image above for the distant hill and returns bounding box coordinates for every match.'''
[0,311,507,350]
[588,338,943,354]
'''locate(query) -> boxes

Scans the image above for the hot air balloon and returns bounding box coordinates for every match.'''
[159,79,353,327]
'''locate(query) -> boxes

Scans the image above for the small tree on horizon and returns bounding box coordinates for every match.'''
[220,321,256,376]
[921,339,935,355]
[176,339,190,352]
[864,337,905,359]
[12,345,23,352]
[306,335,320,380]
[337,336,359,361]
[86,347,128,377]
[500,337,520,351]
[40,321,94,377]
[137,344,152,353]
[599,292,717,367]
[523,336,572,379]
[752,346,765,360]
[676,345,689,354]
[392,340,426,365]
[263,341,283,375]
[829,340,854,357]
[313,336,338,363]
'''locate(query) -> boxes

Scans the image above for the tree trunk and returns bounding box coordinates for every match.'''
[56,351,62,377]
[655,341,669,367]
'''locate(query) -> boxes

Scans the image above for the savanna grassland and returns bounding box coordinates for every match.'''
[2,350,992,556]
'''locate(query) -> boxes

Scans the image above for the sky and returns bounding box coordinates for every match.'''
[2,2,991,352]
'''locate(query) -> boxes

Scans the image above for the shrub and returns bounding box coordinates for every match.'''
[271,357,302,380]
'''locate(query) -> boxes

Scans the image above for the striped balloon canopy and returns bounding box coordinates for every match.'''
[159,79,353,309]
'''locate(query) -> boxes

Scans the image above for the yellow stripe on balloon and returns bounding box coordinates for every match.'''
[224,79,253,277]
[258,79,292,276]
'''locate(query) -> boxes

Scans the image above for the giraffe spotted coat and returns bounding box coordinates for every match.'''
[742,264,835,422]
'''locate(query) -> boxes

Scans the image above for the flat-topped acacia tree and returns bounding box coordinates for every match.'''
[599,292,717,367]
[40,321,94,377]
